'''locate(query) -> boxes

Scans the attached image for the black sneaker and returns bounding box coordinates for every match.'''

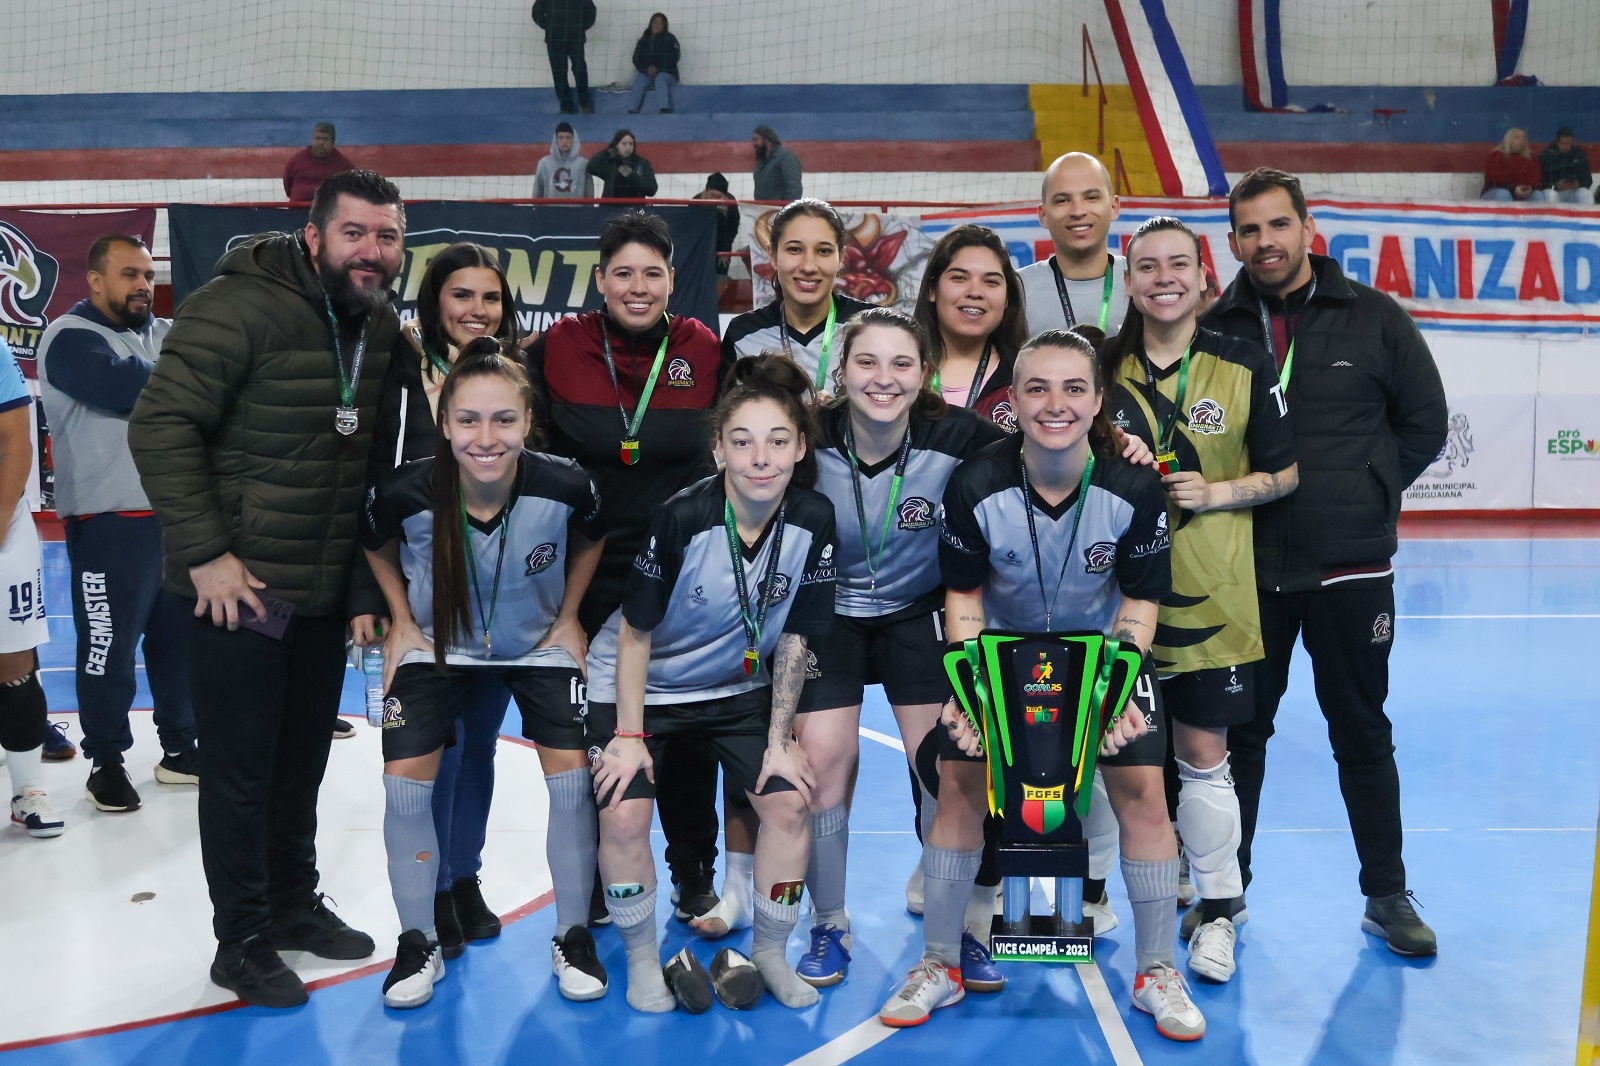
[551,925,608,1001]
[331,719,356,740]
[673,866,719,922]
[710,946,765,1010]
[663,946,714,1014]
[450,876,502,941]
[85,763,141,812]
[1361,891,1437,957]
[268,894,376,960]
[42,721,76,762]
[154,747,200,785]
[211,936,308,1008]
[435,891,465,960]
[383,930,443,1009]
[587,875,611,927]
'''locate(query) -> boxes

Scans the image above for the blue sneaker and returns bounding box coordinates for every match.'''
[41,721,76,762]
[795,924,851,987]
[960,931,1005,993]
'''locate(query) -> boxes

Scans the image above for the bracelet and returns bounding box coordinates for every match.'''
[612,730,651,739]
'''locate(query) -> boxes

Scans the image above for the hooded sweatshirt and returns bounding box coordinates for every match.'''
[534,130,594,199]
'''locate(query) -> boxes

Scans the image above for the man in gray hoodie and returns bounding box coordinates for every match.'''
[534,122,594,199]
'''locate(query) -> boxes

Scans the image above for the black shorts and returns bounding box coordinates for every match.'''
[585,687,798,805]
[935,655,1167,769]
[1159,661,1256,728]
[381,661,586,762]
[798,601,951,712]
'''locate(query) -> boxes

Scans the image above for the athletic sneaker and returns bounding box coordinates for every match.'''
[1083,890,1119,936]
[879,959,964,1028]
[1177,848,1196,906]
[450,876,502,941]
[154,748,200,785]
[11,790,65,838]
[1181,898,1249,941]
[710,947,764,1009]
[795,924,851,987]
[1362,891,1437,957]
[551,926,608,1001]
[587,876,611,927]
[268,894,375,959]
[1187,917,1237,982]
[434,891,465,960]
[959,931,1005,993]
[673,865,719,921]
[1132,963,1206,1041]
[383,930,444,1009]
[905,863,925,915]
[85,763,140,812]
[41,721,76,762]
[332,718,356,740]
[211,936,307,1009]
[662,946,713,1013]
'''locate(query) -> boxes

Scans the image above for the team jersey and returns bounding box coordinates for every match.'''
[362,451,605,668]
[586,475,837,704]
[0,338,30,414]
[720,293,874,388]
[813,403,1007,617]
[1020,254,1130,337]
[1110,326,1295,672]
[939,435,1170,634]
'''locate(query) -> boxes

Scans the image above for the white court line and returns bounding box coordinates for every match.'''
[1398,613,1600,619]
[1484,826,1593,832]
[1074,957,1146,1066]
[858,726,905,753]
[783,1017,898,1066]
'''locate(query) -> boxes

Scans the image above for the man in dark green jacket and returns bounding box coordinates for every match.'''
[129,170,405,1008]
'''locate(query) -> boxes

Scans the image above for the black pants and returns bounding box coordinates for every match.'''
[1230,578,1404,898]
[546,38,591,110]
[65,514,194,765]
[192,611,347,944]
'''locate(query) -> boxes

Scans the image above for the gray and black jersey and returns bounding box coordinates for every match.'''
[1019,254,1129,337]
[814,404,1007,618]
[720,294,874,387]
[586,476,837,705]
[362,451,604,668]
[939,435,1170,633]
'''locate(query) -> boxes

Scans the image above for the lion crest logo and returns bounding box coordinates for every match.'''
[0,222,60,332]
[525,542,558,575]
[897,496,935,531]
[1187,398,1226,435]
[666,357,695,387]
[1083,541,1117,574]
[991,401,1017,433]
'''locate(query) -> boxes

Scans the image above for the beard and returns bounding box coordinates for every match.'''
[317,251,394,317]
[755,143,769,162]
[109,293,152,331]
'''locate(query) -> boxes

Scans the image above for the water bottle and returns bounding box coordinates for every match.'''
[362,643,385,727]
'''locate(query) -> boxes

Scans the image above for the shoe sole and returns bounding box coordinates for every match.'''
[1132,998,1205,1041]
[41,752,76,762]
[440,941,465,960]
[880,988,965,1028]
[963,977,1005,993]
[154,768,199,785]
[556,976,609,1002]
[84,789,139,813]
[796,967,845,988]
[267,936,376,961]
[383,963,444,1009]
[15,820,65,838]
[1359,917,1437,957]
[1187,957,1235,983]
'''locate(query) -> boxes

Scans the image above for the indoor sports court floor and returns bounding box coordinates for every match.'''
[2,520,1596,1065]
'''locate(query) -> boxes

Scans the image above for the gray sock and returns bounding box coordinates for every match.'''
[383,774,440,940]
[545,768,598,937]
[752,893,818,1007]
[606,885,672,1012]
[918,788,939,844]
[922,843,983,967]
[806,804,849,927]
[1122,856,1180,972]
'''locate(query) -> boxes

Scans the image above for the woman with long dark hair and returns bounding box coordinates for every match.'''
[628,12,680,114]
[589,129,659,201]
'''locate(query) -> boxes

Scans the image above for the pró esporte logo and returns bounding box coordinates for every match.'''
[1547,428,1600,458]
[0,222,62,360]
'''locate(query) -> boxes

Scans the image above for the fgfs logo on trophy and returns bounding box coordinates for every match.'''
[897,497,935,531]
[1187,398,1227,435]
[0,223,62,355]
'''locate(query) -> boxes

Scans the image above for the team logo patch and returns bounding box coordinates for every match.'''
[1187,398,1227,435]
[762,572,792,606]
[1372,613,1393,643]
[634,536,662,578]
[1224,670,1243,695]
[0,222,61,339]
[1083,541,1117,574]
[524,542,558,575]
[381,696,406,729]
[991,401,1017,433]
[666,356,695,387]
[1002,549,1025,568]
[689,584,709,606]
[805,648,822,680]
[586,745,604,770]
[1112,408,1130,430]
[1156,512,1169,535]
[897,496,935,531]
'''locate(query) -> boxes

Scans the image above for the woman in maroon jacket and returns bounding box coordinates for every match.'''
[1482,127,1545,201]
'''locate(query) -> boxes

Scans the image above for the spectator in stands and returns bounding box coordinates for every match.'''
[282,122,354,203]
[692,173,740,280]
[1481,127,1545,201]
[628,13,679,114]
[36,234,198,815]
[753,126,803,201]
[589,130,659,200]
[1539,126,1592,204]
[532,0,597,115]
[534,122,594,200]
[129,170,404,1008]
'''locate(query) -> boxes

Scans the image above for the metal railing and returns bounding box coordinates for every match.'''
[1082,23,1108,154]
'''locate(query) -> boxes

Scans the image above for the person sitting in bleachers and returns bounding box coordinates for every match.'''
[627,13,680,115]
[1538,126,1592,204]
[1481,127,1545,202]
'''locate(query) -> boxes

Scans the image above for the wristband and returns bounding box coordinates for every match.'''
[613,730,651,739]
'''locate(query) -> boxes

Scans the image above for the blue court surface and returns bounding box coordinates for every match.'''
[4,531,1596,1066]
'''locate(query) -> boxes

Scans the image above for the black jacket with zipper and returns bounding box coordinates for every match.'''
[1201,254,1447,593]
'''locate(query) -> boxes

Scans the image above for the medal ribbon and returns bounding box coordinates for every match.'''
[842,417,912,588]
[779,297,839,392]
[1145,336,1194,458]
[724,499,786,676]
[1050,254,1116,333]
[600,321,670,465]
[322,295,368,409]
[1017,445,1096,632]
[461,490,515,652]
[1257,275,1317,393]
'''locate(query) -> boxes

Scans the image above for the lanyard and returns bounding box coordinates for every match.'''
[724,499,786,676]
[1257,276,1317,392]
[422,344,452,379]
[842,416,913,590]
[1017,445,1096,631]
[1144,336,1194,456]
[1050,255,1116,332]
[600,321,670,466]
[930,338,994,409]
[323,296,369,435]
[461,491,515,654]
[780,297,838,392]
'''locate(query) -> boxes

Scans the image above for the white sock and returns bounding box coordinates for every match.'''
[724,850,755,908]
[6,744,42,796]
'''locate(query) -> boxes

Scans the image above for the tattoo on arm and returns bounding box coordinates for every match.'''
[769,633,806,749]
[1229,470,1288,507]
[957,614,985,625]
[1111,616,1152,642]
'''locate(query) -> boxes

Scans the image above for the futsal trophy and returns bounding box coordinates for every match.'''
[943,631,1145,963]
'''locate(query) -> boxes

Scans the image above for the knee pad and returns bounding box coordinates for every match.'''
[1084,769,1118,880]
[0,672,46,752]
[1176,756,1243,896]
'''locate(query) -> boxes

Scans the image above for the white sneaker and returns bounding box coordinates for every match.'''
[879,959,964,1028]
[1084,891,1119,936]
[551,926,608,1001]
[11,790,64,838]
[905,862,925,915]
[382,930,444,1009]
[1132,963,1205,1041]
[1187,916,1237,982]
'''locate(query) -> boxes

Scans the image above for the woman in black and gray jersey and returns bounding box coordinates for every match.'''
[878,330,1207,1043]
[586,355,837,1013]
[362,343,609,1010]
[721,198,873,391]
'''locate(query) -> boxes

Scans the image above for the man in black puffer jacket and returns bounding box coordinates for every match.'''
[130,170,405,1008]
[1201,168,1446,958]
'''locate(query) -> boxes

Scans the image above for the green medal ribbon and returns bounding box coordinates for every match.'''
[1050,254,1117,332]
[723,498,786,676]
[780,297,838,392]
[842,418,912,590]
[600,322,670,466]
[460,491,514,653]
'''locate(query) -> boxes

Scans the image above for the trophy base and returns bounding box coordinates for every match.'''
[988,914,1095,964]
